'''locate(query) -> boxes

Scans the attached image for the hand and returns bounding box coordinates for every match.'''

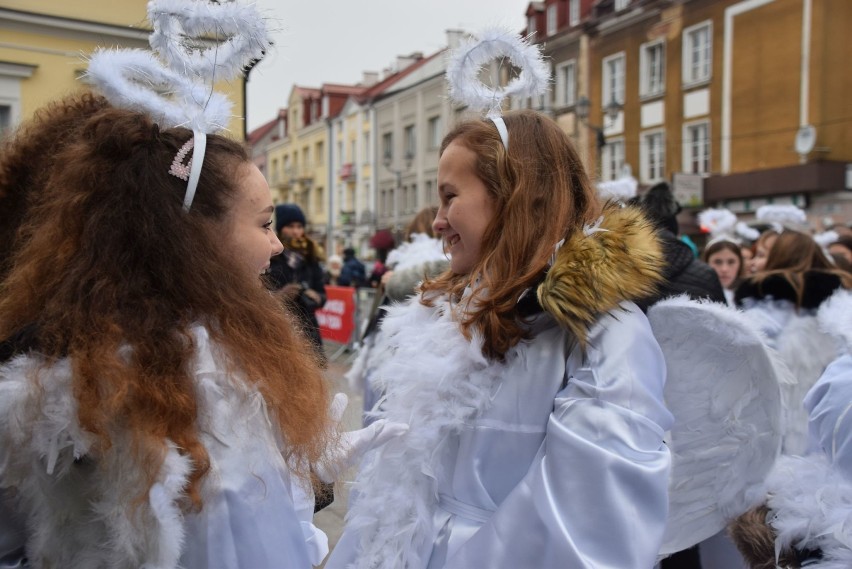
[315,393,409,483]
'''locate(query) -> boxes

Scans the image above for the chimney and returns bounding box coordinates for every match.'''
[446,29,464,49]
[361,71,379,86]
[396,52,423,71]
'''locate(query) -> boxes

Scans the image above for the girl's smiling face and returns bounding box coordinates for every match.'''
[224,162,284,276]
[433,142,495,275]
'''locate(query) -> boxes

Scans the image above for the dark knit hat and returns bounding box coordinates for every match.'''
[628,182,682,235]
[275,203,306,233]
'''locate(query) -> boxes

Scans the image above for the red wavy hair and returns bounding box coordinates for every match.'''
[420,110,600,360]
[0,102,332,509]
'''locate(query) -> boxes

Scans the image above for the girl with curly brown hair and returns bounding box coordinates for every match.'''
[0,95,339,568]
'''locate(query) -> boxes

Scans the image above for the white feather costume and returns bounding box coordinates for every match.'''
[0,326,326,569]
[329,205,786,569]
[734,290,852,568]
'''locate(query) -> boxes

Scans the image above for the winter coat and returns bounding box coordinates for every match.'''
[267,246,327,356]
[338,256,367,288]
[637,229,725,310]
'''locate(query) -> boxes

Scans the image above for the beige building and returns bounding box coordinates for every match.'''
[0,0,247,138]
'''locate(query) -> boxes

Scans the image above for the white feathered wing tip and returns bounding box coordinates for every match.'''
[446,27,550,117]
[596,175,638,203]
[819,290,852,353]
[648,296,784,556]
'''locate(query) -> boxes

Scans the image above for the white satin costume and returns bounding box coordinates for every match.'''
[0,325,327,568]
[327,206,674,569]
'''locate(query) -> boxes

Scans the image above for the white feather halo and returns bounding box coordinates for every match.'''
[698,208,737,238]
[85,0,269,134]
[814,229,840,248]
[86,49,232,132]
[756,204,807,229]
[735,221,760,242]
[596,175,638,203]
[148,0,269,83]
[446,27,550,118]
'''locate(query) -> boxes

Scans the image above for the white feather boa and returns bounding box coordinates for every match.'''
[345,298,507,569]
[765,455,852,568]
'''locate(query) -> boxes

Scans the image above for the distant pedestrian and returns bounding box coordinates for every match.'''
[338,247,367,288]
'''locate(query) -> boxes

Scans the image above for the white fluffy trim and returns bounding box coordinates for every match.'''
[345,298,505,569]
[596,175,638,202]
[819,290,852,353]
[386,234,447,271]
[765,455,852,569]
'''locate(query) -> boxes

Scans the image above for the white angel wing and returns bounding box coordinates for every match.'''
[648,296,784,556]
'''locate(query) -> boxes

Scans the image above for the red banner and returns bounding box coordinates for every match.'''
[317,285,356,344]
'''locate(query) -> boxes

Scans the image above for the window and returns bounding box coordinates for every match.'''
[546,4,558,36]
[640,40,665,98]
[684,122,710,174]
[316,187,324,215]
[641,131,666,183]
[303,146,310,169]
[381,189,387,216]
[683,21,712,85]
[408,184,418,213]
[602,52,625,106]
[527,15,537,37]
[427,116,441,149]
[555,60,577,108]
[315,142,324,165]
[569,0,580,26]
[601,139,625,181]
[382,132,393,160]
[614,0,629,10]
[363,132,371,162]
[350,140,356,163]
[0,105,10,135]
[404,124,416,157]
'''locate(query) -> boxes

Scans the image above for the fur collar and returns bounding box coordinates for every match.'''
[538,204,665,344]
[736,271,844,310]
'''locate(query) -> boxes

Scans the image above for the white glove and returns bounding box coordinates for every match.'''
[315,393,408,483]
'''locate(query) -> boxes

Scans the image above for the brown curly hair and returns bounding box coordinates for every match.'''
[0,99,333,509]
[0,91,110,279]
[420,110,600,361]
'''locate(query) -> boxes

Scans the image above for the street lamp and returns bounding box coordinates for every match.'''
[382,150,414,241]
[575,95,623,174]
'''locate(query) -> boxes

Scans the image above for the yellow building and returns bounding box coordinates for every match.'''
[266,84,365,251]
[0,0,246,137]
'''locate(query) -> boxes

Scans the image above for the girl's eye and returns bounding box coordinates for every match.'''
[263,220,274,230]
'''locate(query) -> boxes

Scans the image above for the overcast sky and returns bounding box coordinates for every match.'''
[246,0,530,131]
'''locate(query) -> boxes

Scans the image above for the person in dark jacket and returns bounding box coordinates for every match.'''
[338,247,367,288]
[629,181,725,569]
[629,182,726,311]
[267,204,327,362]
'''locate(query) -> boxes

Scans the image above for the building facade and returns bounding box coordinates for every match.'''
[0,0,247,138]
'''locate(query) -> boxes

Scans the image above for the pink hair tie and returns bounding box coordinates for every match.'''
[168,136,194,181]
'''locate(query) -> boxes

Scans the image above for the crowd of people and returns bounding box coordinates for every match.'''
[0,5,850,568]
